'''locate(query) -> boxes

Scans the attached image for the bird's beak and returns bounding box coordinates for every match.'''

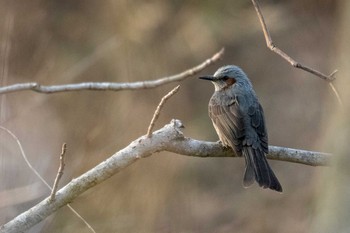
[199,75,215,81]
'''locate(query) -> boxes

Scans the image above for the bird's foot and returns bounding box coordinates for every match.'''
[217,140,227,148]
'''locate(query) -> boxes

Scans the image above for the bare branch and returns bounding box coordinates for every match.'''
[165,132,331,167]
[0,119,331,233]
[0,126,96,233]
[0,48,224,95]
[251,0,342,105]
[147,85,180,137]
[50,143,67,201]
[251,0,335,81]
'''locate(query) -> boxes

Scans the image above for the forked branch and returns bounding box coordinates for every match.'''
[251,0,336,81]
[251,0,342,105]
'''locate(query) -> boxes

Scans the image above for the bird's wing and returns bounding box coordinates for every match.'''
[244,102,281,191]
[208,95,245,152]
[209,94,268,151]
[246,101,268,153]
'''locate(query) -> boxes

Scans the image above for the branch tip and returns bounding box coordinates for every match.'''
[329,69,338,79]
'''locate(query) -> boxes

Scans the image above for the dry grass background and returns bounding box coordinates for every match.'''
[0,0,342,232]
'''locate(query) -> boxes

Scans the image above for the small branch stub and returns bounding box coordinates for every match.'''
[50,143,67,201]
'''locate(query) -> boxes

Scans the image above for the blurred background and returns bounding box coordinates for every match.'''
[0,0,347,232]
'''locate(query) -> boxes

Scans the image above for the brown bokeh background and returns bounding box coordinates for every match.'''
[0,0,345,232]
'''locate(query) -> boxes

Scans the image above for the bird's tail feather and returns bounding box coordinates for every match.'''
[242,146,282,192]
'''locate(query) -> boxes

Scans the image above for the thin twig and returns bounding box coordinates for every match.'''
[0,126,50,187]
[251,0,342,105]
[50,143,67,201]
[147,85,180,137]
[0,48,224,95]
[0,126,97,233]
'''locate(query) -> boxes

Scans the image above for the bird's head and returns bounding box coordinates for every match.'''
[199,65,251,91]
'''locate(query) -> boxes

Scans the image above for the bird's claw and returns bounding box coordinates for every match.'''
[217,140,226,147]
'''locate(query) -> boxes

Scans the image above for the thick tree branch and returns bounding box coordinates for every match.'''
[0,119,331,233]
[0,49,224,95]
[166,135,331,167]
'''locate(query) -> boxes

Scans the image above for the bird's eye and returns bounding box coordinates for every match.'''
[223,76,236,86]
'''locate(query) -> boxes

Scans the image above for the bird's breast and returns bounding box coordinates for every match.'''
[210,90,236,107]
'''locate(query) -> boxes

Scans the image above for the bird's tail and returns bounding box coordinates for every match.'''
[242,146,282,192]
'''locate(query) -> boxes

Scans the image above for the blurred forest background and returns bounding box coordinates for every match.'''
[0,0,347,232]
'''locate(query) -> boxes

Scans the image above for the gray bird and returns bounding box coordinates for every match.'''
[199,65,282,192]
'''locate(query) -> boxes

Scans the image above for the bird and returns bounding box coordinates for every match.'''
[199,65,282,192]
